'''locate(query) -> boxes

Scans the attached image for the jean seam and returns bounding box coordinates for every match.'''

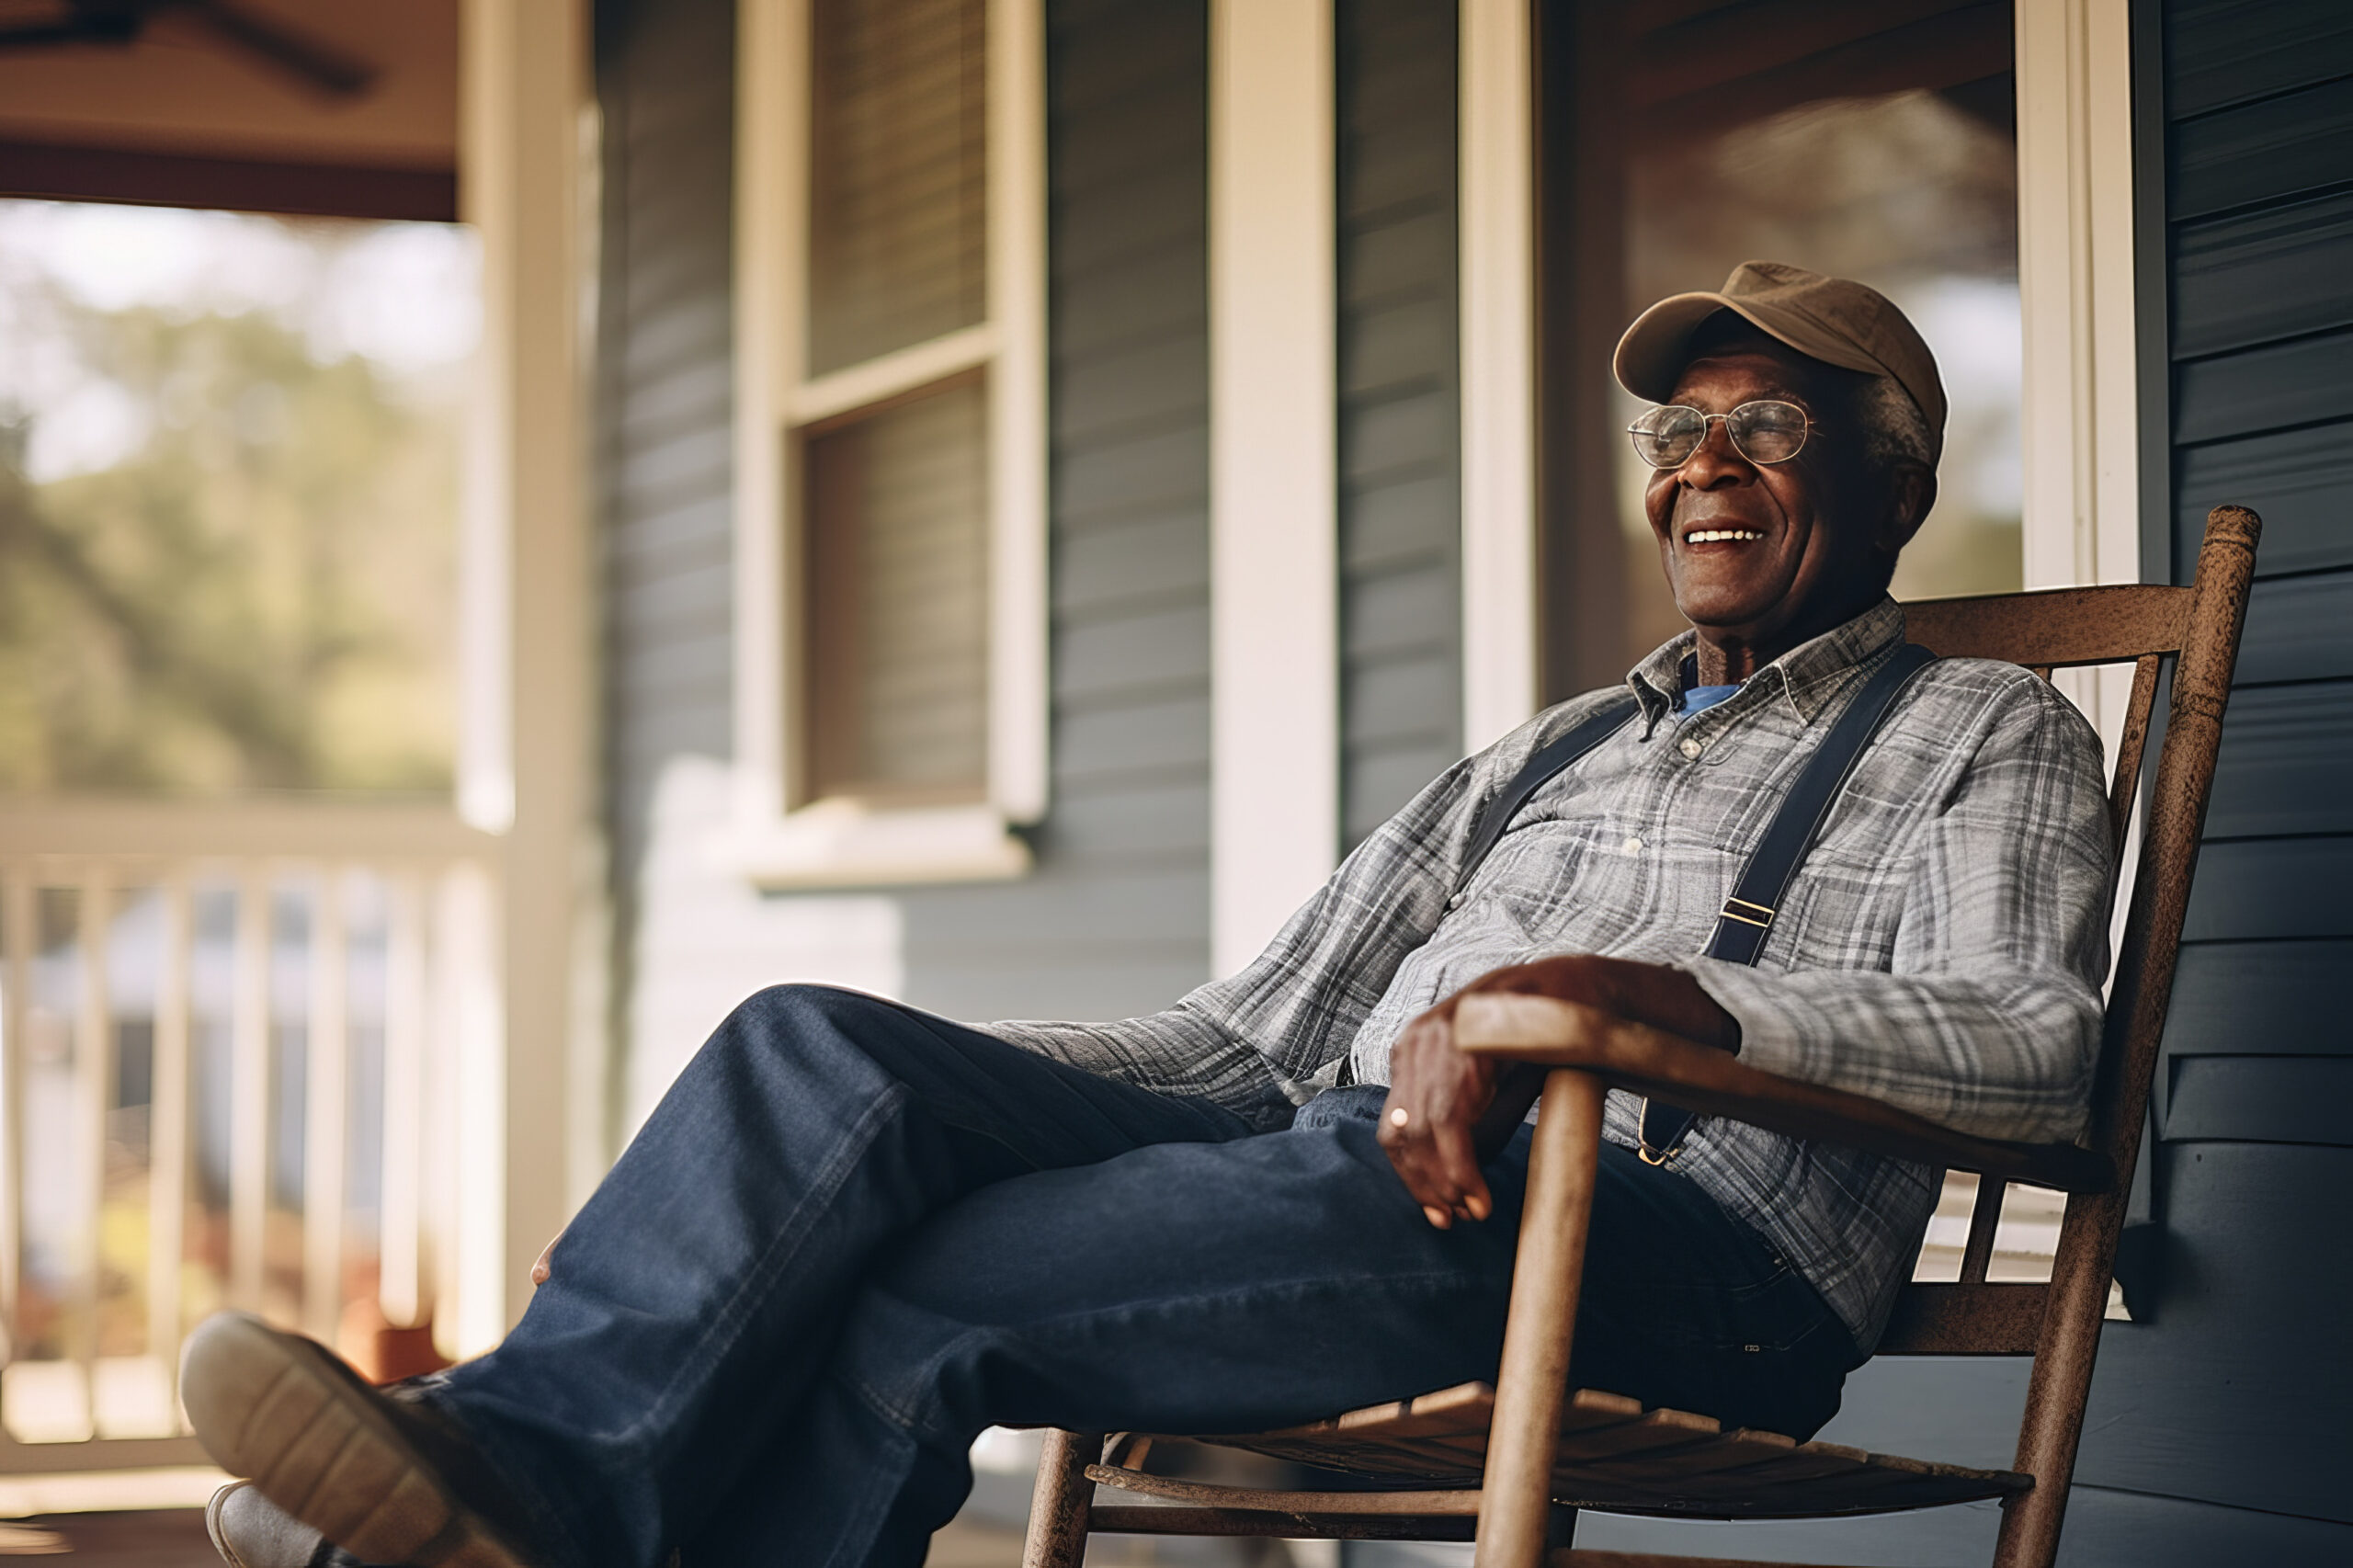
[619,1078,912,1458]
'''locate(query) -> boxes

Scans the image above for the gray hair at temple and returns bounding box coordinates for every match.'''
[1853,374,1937,483]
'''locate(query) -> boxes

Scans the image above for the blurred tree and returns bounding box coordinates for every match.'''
[0,297,456,794]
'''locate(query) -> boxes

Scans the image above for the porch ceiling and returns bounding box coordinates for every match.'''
[0,0,456,221]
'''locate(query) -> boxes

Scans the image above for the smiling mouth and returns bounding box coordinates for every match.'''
[1683,528,1766,544]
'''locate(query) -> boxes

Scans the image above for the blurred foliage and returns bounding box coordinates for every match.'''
[0,295,456,794]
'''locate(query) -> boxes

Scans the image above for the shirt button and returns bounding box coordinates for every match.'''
[1678,737,1703,759]
[1620,835,1643,854]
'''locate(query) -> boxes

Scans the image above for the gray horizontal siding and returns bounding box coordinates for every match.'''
[1336,0,1461,848]
[596,0,737,877]
[897,0,1211,1020]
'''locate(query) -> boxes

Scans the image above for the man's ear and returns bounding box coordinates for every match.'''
[1881,460,1936,554]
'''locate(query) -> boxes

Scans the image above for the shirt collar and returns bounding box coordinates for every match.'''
[1626,596,1907,728]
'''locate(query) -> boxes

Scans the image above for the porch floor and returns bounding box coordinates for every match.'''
[0,1509,1266,1564]
[0,1511,215,1563]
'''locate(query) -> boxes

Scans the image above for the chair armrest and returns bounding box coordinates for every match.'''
[1452,994,2112,1193]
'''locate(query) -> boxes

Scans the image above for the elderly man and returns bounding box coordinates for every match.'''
[184,264,2113,1568]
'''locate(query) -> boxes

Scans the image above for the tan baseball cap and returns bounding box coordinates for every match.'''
[1613,260,1947,465]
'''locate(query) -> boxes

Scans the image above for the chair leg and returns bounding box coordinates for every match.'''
[1473,1070,1607,1568]
[1022,1428,1098,1568]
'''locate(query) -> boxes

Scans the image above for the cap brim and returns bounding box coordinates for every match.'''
[1613,290,1893,403]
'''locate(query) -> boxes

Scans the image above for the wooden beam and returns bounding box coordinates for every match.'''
[1631,3,2012,146]
[0,139,456,221]
[1629,0,1988,106]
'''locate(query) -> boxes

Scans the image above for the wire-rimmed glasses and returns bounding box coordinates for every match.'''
[1626,399,1815,469]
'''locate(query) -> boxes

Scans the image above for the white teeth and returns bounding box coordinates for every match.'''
[1685,529,1765,543]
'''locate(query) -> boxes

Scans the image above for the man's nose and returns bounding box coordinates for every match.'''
[1677,417,1754,488]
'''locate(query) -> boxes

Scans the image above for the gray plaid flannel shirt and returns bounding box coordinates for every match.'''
[984,597,2115,1347]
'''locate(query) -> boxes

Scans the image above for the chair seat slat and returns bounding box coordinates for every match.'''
[1137,1384,2028,1520]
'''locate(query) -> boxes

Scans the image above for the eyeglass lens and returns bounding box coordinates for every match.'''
[1628,401,1810,468]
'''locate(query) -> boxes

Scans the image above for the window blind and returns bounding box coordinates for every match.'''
[803,376,991,801]
[808,0,988,375]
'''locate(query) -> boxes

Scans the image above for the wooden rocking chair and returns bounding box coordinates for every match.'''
[1018,504,2261,1568]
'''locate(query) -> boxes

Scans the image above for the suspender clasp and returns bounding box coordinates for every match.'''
[1719,895,1776,929]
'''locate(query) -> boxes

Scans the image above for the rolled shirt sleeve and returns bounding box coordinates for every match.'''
[980,743,1499,1127]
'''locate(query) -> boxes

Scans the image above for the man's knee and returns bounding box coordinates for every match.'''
[714,983,909,1061]
[682,984,912,1102]
[734,982,895,1032]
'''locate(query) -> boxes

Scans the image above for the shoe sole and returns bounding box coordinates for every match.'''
[181,1312,529,1568]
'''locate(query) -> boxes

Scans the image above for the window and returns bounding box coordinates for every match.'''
[1540,1,2024,693]
[732,0,1045,885]
[803,376,991,802]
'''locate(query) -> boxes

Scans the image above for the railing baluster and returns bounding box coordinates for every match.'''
[303,868,349,1345]
[1961,1176,2006,1286]
[148,876,191,1416]
[0,806,491,1470]
[0,870,28,1369]
[74,870,110,1434]
[230,868,270,1313]
[426,868,460,1343]
[380,871,427,1332]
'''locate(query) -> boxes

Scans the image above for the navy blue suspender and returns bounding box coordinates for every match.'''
[1454,643,1940,1164]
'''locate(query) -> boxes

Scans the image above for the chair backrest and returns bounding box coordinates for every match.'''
[1876,506,2259,1498]
[1874,578,2184,1356]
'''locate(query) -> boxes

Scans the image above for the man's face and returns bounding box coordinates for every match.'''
[1641,343,1894,653]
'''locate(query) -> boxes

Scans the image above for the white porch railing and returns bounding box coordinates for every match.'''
[0,799,496,1471]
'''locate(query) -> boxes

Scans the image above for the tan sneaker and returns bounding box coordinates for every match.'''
[180,1312,541,1568]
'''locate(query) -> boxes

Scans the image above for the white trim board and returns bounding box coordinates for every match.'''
[2016,0,2144,764]
[728,0,1049,888]
[1209,0,1340,978]
[2015,0,2148,977]
[2018,0,2143,600]
[1459,0,1540,754]
[456,0,594,1346]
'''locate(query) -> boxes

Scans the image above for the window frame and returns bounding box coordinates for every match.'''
[728,0,1047,888]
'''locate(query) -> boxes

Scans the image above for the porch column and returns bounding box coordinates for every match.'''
[459,0,597,1348]
[1209,0,1340,977]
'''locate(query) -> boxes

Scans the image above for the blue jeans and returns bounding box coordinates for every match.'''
[425,985,1856,1568]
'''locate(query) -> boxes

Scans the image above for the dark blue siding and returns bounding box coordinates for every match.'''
[2081,1,2353,1540]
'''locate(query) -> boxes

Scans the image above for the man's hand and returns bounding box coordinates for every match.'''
[1377,954,1742,1228]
